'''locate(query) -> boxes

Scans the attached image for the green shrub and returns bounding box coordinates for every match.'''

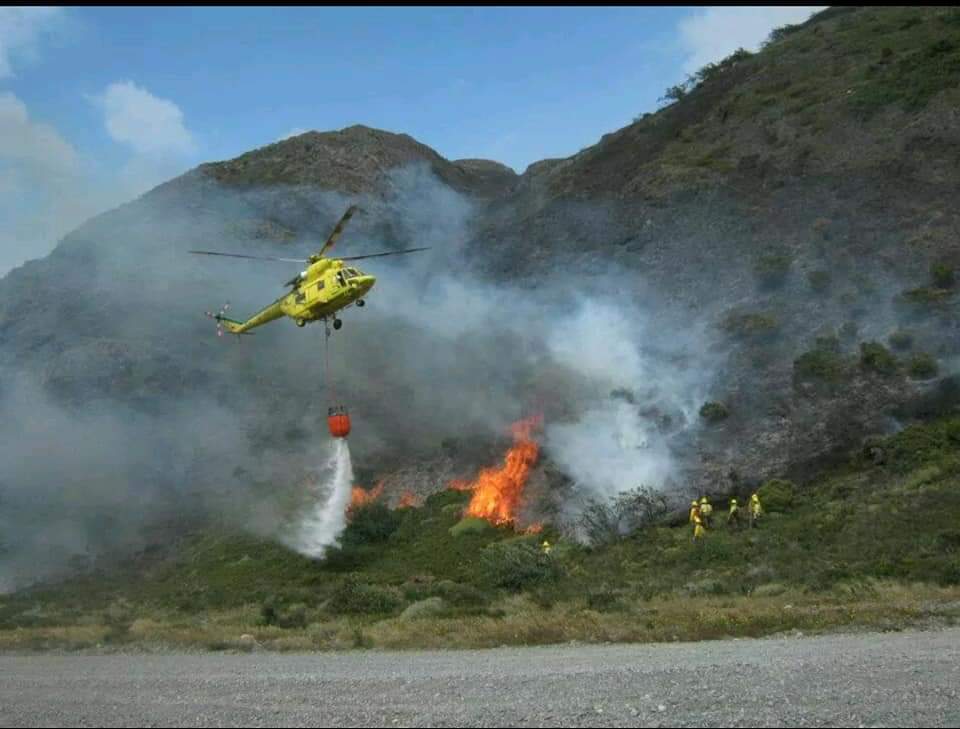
[585,589,624,612]
[794,346,849,384]
[680,577,727,596]
[480,541,563,591]
[752,582,787,597]
[900,287,952,306]
[259,602,278,626]
[757,479,795,513]
[319,545,365,572]
[807,270,831,292]
[660,48,752,106]
[899,16,922,31]
[449,517,494,538]
[754,253,792,289]
[860,341,899,375]
[399,597,447,621]
[888,329,914,350]
[942,9,960,28]
[690,48,753,87]
[908,353,939,380]
[721,310,781,341]
[660,84,688,104]
[342,503,402,547]
[327,575,402,615]
[431,580,490,607]
[766,23,803,45]
[937,530,960,552]
[276,604,308,629]
[699,401,730,423]
[931,262,955,289]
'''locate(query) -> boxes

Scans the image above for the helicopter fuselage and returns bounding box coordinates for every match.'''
[285,258,376,324]
[217,257,376,334]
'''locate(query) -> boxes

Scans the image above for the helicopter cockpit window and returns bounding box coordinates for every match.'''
[316,280,325,290]
[343,268,361,279]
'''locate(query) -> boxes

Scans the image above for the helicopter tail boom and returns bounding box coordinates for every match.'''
[216,315,247,334]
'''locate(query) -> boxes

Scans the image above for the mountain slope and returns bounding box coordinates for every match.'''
[2,6,960,587]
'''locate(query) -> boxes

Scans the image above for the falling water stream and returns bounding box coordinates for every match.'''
[283,438,354,558]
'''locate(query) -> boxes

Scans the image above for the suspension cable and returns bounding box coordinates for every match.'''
[324,319,334,414]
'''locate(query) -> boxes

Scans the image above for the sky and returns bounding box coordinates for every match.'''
[0,6,824,274]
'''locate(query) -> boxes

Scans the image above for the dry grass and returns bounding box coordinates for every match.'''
[3,582,957,653]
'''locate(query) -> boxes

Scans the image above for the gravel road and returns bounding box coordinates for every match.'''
[2,628,958,727]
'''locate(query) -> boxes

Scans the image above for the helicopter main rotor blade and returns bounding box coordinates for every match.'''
[317,205,360,258]
[340,247,432,262]
[189,250,308,264]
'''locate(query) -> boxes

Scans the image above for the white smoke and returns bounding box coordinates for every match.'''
[547,399,674,501]
[283,438,355,558]
[540,293,713,501]
[546,297,646,386]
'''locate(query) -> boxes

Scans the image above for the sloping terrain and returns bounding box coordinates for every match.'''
[1,6,960,590]
[1,414,959,650]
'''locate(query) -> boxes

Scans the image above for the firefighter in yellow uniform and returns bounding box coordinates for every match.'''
[750,492,763,528]
[541,540,552,556]
[689,499,700,524]
[699,496,713,528]
[692,508,706,543]
[727,498,742,529]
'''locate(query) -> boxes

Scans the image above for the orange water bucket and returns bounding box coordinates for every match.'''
[327,405,351,438]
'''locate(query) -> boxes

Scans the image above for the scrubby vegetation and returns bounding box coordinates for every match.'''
[896,286,954,315]
[720,309,781,342]
[908,353,939,380]
[846,10,960,118]
[699,401,730,423]
[578,486,670,546]
[931,262,956,289]
[3,415,960,652]
[480,540,563,591]
[794,338,851,385]
[754,253,792,289]
[756,479,795,512]
[659,48,753,106]
[888,329,914,351]
[860,341,899,375]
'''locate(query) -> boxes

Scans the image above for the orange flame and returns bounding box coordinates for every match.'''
[454,415,542,527]
[397,490,420,509]
[349,481,384,513]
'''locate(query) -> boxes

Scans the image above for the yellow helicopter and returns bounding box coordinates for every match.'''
[191,206,428,335]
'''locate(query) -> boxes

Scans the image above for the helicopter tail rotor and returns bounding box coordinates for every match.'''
[204,302,249,338]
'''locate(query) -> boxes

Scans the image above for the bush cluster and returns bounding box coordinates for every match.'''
[480,541,563,590]
[860,341,899,375]
[699,401,730,423]
[908,353,939,380]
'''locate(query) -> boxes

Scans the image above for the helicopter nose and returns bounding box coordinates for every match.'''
[357,274,375,291]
